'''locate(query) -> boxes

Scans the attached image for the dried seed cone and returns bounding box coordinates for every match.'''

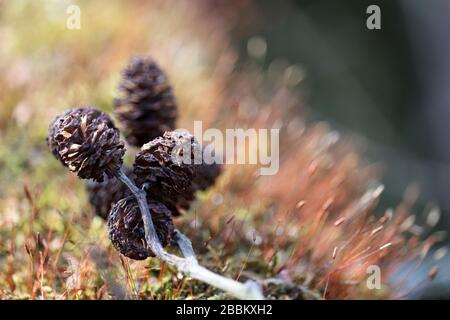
[108,197,174,260]
[86,169,134,220]
[177,160,222,209]
[193,161,222,191]
[47,107,125,182]
[114,56,177,147]
[47,110,68,164]
[133,131,200,216]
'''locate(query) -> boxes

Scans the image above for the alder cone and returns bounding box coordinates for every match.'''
[47,107,125,182]
[133,131,200,216]
[193,161,222,191]
[86,169,134,220]
[114,56,177,147]
[177,161,222,209]
[108,197,174,260]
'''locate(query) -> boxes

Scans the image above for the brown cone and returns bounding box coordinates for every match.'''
[86,168,134,220]
[108,197,174,260]
[133,131,200,216]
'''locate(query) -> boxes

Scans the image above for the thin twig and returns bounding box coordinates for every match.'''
[115,167,264,300]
